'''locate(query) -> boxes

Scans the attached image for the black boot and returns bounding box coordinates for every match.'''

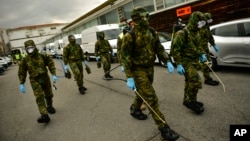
[47,106,56,114]
[37,114,50,123]
[183,101,204,114]
[204,78,219,86]
[130,105,147,120]
[83,86,87,91]
[104,74,113,79]
[79,87,85,94]
[159,125,179,141]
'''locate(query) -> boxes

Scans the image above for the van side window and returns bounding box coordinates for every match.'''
[243,22,250,36]
[214,24,239,37]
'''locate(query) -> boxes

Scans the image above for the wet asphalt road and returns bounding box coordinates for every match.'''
[0,60,249,141]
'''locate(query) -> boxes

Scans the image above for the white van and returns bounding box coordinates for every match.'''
[53,39,64,58]
[81,24,121,61]
[45,43,56,58]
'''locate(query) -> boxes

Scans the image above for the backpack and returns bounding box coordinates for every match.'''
[128,27,157,54]
[169,25,188,56]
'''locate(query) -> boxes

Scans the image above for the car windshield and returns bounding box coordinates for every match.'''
[158,32,171,42]
[102,29,121,40]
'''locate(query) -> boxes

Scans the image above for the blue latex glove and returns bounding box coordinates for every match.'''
[111,52,115,57]
[19,84,26,94]
[166,61,174,73]
[200,54,207,63]
[121,66,125,73]
[64,64,69,71]
[177,64,185,75]
[83,60,88,65]
[52,75,58,82]
[213,45,219,53]
[127,78,136,90]
[96,56,100,61]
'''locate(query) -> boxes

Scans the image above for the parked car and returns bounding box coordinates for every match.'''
[2,56,12,65]
[0,65,5,74]
[209,18,250,70]
[0,57,8,69]
[155,32,172,66]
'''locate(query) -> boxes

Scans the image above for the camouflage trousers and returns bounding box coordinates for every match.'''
[69,60,84,87]
[30,73,53,115]
[183,62,202,103]
[200,62,211,80]
[100,53,111,73]
[132,66,167,129]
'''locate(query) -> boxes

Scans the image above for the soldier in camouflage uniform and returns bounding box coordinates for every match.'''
[63,35,87,94]
[171,11,208,114]
[120,7,179,141]
[199,12,219,86]
[95,31,114,79]
[18,40,58,123]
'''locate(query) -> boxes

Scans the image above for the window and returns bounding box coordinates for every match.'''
[99,29,121,40]
[98,15,107,24]
[133,0,155,12]
[123,2,133,20]
[165,0,185,8]
[214,24,239,37]
[243,22,250,36]
[106,10,119,24]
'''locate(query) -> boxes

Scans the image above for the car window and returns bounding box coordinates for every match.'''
[158,32,171,43]
[214,23,239,37]
[243,22,250,36]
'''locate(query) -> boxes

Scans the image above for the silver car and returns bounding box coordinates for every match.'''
[209,18,250,70]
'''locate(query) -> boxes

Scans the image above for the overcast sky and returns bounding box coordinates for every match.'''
[0,0,107,29]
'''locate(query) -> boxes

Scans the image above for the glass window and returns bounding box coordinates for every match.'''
[123,2,133,20]
[243,22,250,36]
[214,24,239,37]
[165,0,185,7]
[98,15,107,24]
[155,0,165,10]
[98,29,121,40]
[106,10,119,24]
[133,0,155,12]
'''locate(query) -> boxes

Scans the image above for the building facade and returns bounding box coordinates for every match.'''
[6,23,67,54]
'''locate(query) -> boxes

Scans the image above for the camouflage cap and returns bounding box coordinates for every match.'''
[24,40,36,48]
[131,7,148,21]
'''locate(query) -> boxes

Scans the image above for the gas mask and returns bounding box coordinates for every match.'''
[207,19,213,24]
[197,20,206,28]
[26,46,35,54]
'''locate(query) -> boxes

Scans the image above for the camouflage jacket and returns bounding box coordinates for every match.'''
[120,27,169,78]
[63,43,85,64]
[199,25,215,52]
[171,27,205,65]
[18,53,56,84]
[95,39,113,56]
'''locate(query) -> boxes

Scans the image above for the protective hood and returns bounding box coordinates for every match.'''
[98,32,105,40]
[24,40,38,56]
[68,35,76,45]
[131,7,149,29]
[187,11,206,31]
